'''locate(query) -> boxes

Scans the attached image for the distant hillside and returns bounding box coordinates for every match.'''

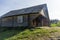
[0,27,60,40]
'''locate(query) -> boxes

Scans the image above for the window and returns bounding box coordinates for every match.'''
[17,16,23,23]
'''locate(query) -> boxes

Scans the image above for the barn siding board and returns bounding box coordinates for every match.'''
[1,15,28,27]
[13,16,17,27]
[29,13,50,27]
[1,17,13,27]
[30,13,39,21]
[42,18,49,26]
[29,13,39,26]
[12,15,28,27]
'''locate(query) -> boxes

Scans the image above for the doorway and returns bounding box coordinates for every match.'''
[32,15,43,27]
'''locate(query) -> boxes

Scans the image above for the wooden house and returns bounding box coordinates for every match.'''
[0,4,50,27]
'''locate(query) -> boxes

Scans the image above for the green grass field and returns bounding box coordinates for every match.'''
[0,27,60,40]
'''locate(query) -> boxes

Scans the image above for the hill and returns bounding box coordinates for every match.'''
[0,27,60,40]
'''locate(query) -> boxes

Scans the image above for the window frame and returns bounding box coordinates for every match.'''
[17,15,24,23]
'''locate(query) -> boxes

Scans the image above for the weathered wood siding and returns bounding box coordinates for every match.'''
[42,18,49,26]
[1,15,28,27]
[30,13,39,21]
[29,13,39,26]
[1,17,13,27]
[29,12,49,27]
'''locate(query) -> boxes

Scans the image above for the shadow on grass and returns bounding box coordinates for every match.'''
[0,27,30,40]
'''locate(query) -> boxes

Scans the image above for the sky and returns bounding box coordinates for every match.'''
[0,0,60,20]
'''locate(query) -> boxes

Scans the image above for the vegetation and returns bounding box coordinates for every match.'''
[0,27,60,40]
[50,23,57,27]
[51,21,60,27]
[57,21,60,26]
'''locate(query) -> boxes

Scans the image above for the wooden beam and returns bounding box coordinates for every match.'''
[42,19,43,26]
[28,14,30,27]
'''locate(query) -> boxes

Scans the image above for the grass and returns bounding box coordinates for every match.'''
[0,27,60,40]
[50,23,57,27]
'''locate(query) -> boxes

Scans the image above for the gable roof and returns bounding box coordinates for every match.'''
[1,4,47,18]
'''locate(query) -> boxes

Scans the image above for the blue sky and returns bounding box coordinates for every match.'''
[0,0,60,20]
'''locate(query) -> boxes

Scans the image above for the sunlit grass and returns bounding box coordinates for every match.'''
[0,27,60,40]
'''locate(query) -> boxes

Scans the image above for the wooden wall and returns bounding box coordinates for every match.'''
[1,15,28,27]
[29,13,50,27]
[1,17,13,27]
[29,13,39,27]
